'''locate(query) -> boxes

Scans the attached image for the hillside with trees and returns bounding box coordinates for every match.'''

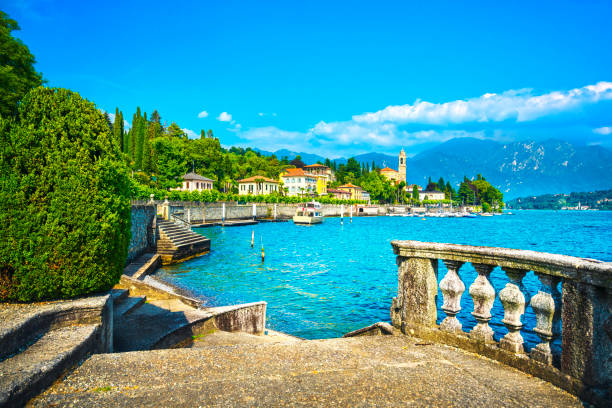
[506,190,612,210]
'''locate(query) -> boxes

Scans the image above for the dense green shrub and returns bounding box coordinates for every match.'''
[0,87,131,301]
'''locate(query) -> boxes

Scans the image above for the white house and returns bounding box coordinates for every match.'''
[280,168,318,196]
[181,172,214,191]
[238,176,279,195]
[419,190,446,201]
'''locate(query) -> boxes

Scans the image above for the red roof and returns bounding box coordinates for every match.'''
[304,164,329,169]
[338,183,362,190]
[282,168,313,177]
[238,176,278,183]
[380,167,397,172]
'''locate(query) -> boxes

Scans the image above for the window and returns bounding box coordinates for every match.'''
[186,182,189,188]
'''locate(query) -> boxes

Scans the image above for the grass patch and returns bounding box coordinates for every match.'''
[93,386,112,392]
[192,328,217,340]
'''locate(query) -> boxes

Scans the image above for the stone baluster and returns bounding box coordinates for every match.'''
[469,263,496,342]
[439,260,465,333]
[530,274,560,364]
[499,267,529,353]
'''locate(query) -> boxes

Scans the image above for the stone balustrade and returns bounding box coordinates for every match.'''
[390,240,611,405]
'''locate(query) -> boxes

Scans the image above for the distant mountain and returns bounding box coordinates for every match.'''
[255,138,612,199]
[405,138,612,199]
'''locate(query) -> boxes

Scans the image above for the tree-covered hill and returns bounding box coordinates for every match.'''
[506,189,612,210]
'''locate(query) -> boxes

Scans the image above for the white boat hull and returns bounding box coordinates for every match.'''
[293,215,323,224]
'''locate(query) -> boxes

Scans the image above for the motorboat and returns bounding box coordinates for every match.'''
[293,201,324,225]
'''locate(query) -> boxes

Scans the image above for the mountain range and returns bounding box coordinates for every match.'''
[260,139,612,199]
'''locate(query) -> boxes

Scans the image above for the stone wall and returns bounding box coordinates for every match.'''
[160,201,390,222]
[128,204,156,263]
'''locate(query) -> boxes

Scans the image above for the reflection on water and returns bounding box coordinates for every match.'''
[155,210,612,342]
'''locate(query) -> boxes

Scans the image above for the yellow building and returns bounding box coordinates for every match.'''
[337,183,363,200]
[316,175,327,195]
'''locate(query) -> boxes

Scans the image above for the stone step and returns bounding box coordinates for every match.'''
[110,288,128,304]
[31,335,582,407]
[113,302,214,352]
[113,296,146,317]
[171,236,209,246]
[160,231,196,241]
[0,324,99,407]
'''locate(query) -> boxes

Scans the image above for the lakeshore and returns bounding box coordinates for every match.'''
[156,209,612,340]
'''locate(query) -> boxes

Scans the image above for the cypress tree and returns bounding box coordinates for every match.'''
[112,107,123,149]
[134,112,146,170]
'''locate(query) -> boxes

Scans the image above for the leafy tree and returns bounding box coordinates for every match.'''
[0,11,44,118]
[0,87,131,301]
[290,155,305,168]
[167,122,185,138]
[412,185,419,201]
[346,157,361,178]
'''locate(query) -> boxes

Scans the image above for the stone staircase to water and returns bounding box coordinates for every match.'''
[156,218,211,265]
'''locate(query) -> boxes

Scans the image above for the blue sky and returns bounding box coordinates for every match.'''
[5,0,612,158]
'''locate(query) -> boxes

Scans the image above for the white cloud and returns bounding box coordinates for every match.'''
[217,112,232,122]
[232,81,612,157]
[182,128,198,139]
[353,82,612,125]
[107,112,130,129]
[593,126,612,135]
[197,110,209,118]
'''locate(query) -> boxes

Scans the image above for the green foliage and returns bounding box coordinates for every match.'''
[506,189,612,210]
[0,87,131,301]
[0,11,44,118]
[457,176,503,208]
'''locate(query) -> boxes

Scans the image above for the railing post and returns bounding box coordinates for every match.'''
[394,256,438,333]
[530,274,559,364]
[469,263,496,342]
[561,280,611,393]
[499,267,529,353]
[439,260,465,333]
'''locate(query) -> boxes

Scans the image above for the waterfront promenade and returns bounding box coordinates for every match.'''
[32,334,580,407]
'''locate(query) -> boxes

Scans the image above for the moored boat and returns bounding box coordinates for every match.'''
[293,201,324,225]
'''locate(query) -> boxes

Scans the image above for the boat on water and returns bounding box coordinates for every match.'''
[293,201,324,225]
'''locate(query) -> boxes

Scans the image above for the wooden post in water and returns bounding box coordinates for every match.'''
[222,202,226,224]
[251,230,254,248]
[350,205,353,223]
[341,204,344,225]
[261,235,265,262]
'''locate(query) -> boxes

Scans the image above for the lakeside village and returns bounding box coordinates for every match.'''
[104,106,503,215]
[1,11,609,406]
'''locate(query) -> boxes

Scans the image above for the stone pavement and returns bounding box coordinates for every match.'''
[32,334,580,407]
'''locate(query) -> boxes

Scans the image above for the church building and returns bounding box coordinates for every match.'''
[380,149,406,184]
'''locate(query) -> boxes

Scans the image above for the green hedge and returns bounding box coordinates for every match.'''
[0,87,131,301]
[130,182,365,205]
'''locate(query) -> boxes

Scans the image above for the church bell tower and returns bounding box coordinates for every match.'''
[399,148,406,183]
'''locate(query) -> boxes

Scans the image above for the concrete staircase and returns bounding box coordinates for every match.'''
[157,218,211,265]
[0,295,111,407]
[31,335,582,407]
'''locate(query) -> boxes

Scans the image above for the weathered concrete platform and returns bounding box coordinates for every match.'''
[31,335,580,407]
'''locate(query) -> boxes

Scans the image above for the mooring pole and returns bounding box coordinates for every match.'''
[341,204,344,225]
[222,202,226,224]
[350,205,353,223]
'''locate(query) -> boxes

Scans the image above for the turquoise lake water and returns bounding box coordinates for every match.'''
[156,210,612,348]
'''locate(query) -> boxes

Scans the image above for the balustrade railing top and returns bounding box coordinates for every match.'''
[390,240,611,406]
[392,240,612,289]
